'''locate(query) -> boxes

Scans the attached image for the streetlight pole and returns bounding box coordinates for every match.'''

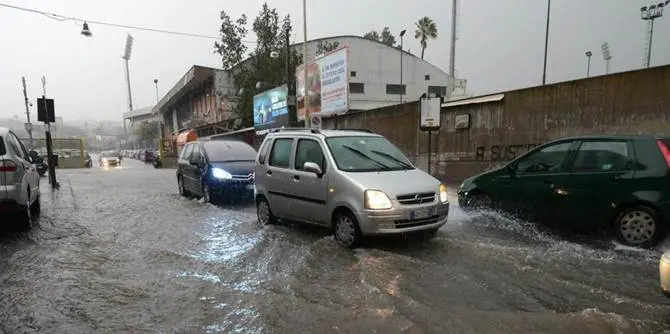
[399,30,406,104]
[585,51,592,77]
[601,42,612,74]
[21,76,33,148]
[302,0,309,128]
[542,0,551,85]
[640,1,669,68]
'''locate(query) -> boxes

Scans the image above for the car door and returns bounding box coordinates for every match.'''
[187,144,205,195]
[552,139,636,228]
[291,138,330,225]
[265,137,296,219]
[179,144,196,192]
[492,141,577,222]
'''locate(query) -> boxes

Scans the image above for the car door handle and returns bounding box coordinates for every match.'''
[266,170,273,176]
[610,175,622,182]
[293,175,300,181]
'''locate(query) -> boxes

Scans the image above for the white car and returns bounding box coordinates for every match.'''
[0,127,41,230]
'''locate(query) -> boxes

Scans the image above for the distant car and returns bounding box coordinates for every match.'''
[176,140,257,203]
[84,153,92,168]
[0,127,41,230]
[99,151,121,167]
[254,129,450,248]
[459,135,670,248]
[660,250,670,298]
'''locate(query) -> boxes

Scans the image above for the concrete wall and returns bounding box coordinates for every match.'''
[323,65,670,183]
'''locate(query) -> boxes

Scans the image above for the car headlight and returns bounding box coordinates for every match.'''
[364,190,392,210]
[439,184,448,203]
[212,168,232,180]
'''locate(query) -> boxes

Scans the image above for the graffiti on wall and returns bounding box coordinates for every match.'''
[475,143,539,161]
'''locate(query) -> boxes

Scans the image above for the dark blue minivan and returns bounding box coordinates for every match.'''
[177,139,257,203]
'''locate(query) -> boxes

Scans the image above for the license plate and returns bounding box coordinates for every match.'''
[410,208,433,220]
[246,184,254,190]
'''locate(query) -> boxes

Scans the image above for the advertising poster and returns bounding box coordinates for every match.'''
[296,46,349,121]
[253,85,289,130]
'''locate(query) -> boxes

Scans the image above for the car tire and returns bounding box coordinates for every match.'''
[256,197,277,225]
[465,193,493,211]
[202,182,213,204]
[333,210,362,248]
[178,176,189,197]
[614,205,664,248]
[15,198,32,233]
[30,194,41,217]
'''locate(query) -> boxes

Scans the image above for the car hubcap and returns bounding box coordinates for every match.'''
[619,210,656,245]
[258,201,270,224]
[336,216,355,246]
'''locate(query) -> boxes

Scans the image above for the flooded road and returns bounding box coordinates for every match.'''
[1,158,670,333]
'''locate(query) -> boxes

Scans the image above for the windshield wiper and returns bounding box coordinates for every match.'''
[370,150,413,169]
[342,145,391,170]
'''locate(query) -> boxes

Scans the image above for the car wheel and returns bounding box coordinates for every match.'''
[614,205,663,248]
[333,210,362,248]
[257,198,277,225]
[30,193,41,217]
[15,200,32,233]
[202,182,212,203]
[465,193,493,211]
[178,176,189,197]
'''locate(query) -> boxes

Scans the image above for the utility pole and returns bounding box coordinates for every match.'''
[154,79,162,150]
[542,0,551,85]
[302,0,309,128]
[285,28,296,127]
[400,30,406,104]
[41,76,58,189]
[449,0,457,96]
[585,51,592,77]
[21,77,33,148]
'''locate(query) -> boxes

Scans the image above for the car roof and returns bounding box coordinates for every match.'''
[266,128,380,138]
[549,134,670,143]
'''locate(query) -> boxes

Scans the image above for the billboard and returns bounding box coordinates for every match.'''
[253,84,289,130]
[296,47,349,120]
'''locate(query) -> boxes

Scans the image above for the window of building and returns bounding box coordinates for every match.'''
[386,84,406,95]
[350,71,357,77]
[269,138,293,168]
[428,86,447,97]
[349,82,365,94]
[425,74,431,81]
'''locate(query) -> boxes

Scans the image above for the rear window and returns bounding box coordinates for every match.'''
[0,136,5,155]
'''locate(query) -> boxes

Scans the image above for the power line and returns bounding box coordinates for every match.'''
[0,2,258,44]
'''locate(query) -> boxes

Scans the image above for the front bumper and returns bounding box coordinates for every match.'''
[208,179,255,198]
[101,160,120,166]
[355,201,450,235]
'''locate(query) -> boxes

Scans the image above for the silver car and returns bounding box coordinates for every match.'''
[254,128,450,247]
[0,127,41,230]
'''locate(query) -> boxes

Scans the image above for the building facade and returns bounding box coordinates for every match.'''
[153,35,464,139]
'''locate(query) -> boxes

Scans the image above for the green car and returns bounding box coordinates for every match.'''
[458,135,670,248]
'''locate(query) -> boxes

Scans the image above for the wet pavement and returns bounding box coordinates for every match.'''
[1,157,670,333]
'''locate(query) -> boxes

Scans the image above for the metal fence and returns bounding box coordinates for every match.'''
[23,138,86,168]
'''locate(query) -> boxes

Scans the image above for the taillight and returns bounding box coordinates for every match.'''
[657,140,670,169]
[0,160,17,172]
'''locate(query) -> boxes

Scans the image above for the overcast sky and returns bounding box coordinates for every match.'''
[0,0,668,123]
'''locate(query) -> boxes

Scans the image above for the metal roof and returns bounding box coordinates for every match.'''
[441,93,505,108]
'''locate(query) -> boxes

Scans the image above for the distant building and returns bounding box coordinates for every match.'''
[153,35,466,138]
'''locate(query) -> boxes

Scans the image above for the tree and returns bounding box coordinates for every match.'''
[214,10,248,70]
[316,40,340,55]
[217,3,302,129]
[414,16,438,59]
[362,27,396,47]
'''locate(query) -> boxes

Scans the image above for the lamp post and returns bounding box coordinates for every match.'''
[542,0,551,85]
[399,29,406,104]
[585,51,592,77]
[601,42,612,74]
[302,0,309,128]
[640,1,669,68]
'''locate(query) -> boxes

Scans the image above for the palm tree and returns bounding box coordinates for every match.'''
[414,16,438,59]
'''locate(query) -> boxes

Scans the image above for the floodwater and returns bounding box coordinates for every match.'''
[1,157,669,333]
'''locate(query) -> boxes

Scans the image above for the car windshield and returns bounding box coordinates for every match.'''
[203,141,257,162]
[102,152,118,157]
[325,136,414,172]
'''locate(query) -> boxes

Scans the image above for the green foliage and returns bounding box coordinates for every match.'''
[316,40,340,55]
[214,10,248,70]
[215,2,302,129]
[363,27,396,47]
[414,16,438,59]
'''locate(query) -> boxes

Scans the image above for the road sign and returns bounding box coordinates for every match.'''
[37,98,55,123]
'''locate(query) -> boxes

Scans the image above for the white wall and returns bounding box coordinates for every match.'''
[292,36,452,111]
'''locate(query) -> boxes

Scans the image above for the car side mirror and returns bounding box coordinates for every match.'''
[303,162,323,177]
